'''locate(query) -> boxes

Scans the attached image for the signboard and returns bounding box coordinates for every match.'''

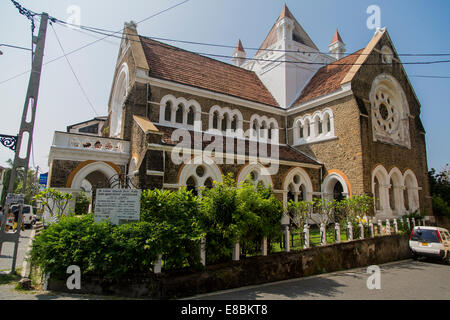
[39,173,48,186]
[5,193,25,207]
[94,189,141,225]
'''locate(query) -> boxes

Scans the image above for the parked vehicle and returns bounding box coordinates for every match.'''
[10,204,36,228]
[409,226,450,264]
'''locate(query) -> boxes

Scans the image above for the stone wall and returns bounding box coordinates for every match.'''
[351,33,432,215]
[288,95,365,195]
[47,234,411,299]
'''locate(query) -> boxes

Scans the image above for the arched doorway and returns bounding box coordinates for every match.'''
[321,171,350,201]
[68,161,121,211]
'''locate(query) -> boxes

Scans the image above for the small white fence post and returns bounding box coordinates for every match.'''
[359,222,364,240]
[406,217,411,230]
[154,254,162,274]
[412,218,416,228]
[232,241,240,261]
[369,220,374,238]
[304,224,310,249]
[335,223,341,243]
[378,220,383,235]
[199,238,206,266]
[284,225,290,252]
[386,219,391,235]
[393,219,398,234]
[261,236,268,256]
[320,223,326,246]
[347,221,353,241]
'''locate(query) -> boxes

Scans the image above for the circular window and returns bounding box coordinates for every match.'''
[196,165,205,177]
[250,170,259,181]
[293,175,301,184]
[379,103,389,120]
[373,87,399,134]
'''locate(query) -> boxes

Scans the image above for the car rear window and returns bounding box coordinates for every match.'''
[11,206,30,214]
[411,229,441,243]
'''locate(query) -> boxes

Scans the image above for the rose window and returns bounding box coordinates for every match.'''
[373,89,400,135]
[369,74,411,148]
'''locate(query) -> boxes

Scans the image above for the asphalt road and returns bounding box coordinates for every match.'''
[186,259,450,300]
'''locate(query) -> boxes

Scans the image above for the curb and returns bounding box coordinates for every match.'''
[19,223,41,287]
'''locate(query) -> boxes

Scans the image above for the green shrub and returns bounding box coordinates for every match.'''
[30,174,285,277]
[200,173,283,262]
[74,192,90,215]
[432,195,450,218]
[30,215,167,279]
[140,188,205,269]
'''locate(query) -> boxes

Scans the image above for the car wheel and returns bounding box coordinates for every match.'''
[412,252,419,261]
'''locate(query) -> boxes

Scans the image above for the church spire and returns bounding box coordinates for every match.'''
[329,29,346,60]
[232,39,246,67]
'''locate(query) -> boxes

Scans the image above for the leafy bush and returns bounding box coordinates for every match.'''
[140,188,205,269]
[30,174,285,278]
[74,192,90,215]
[200,173,283,262]
[30,214,171,279]
[432,195,450,218]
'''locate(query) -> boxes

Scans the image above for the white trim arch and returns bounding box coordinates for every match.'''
[369,73,411,148]
[372,164,391,217]
[321,172,350,200]
[388,167,404,215]
[283,167,313,203]
[159,95,202,131]
[178,155,223,189]
[70,161,119,190]
[293,108,335,145]
[110,63,130,138]
[208,105,244,136]
[237,163,273,188]
[403,169,420,213]
[249,114,279,143]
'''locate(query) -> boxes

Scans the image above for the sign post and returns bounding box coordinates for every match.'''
[94,189,141,225]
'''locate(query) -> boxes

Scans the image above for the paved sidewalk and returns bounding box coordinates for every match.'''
[0,228,32,272]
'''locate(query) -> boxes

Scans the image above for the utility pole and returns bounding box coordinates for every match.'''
[0,13,48,274]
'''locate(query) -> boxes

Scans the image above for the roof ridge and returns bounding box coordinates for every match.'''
[139,35,256,74]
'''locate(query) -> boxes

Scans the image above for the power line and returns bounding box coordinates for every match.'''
[51,24,99,116]
[0,43,32,51]
[0,0,192,86]
[54,18,450,58]
[50,19,450,66]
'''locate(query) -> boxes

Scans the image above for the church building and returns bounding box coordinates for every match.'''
[46,5,432,222]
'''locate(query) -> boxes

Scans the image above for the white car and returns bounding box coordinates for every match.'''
[409,226,450,263]
[10,204,36,228]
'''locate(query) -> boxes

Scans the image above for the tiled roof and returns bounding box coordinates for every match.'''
[140,37,279,107]
[154,125,320,166]
[293,49,364,105]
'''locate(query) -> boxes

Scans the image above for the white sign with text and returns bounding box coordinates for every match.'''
[94,189,141,225]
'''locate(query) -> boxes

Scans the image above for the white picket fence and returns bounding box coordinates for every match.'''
[152,216,423,274]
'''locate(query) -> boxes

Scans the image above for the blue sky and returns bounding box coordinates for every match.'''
[1,0,449,174]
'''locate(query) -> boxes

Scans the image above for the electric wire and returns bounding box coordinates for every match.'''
[3,0,450,86]
[54,18,450,57]
[1,0,192,86]
[51,24,99,116]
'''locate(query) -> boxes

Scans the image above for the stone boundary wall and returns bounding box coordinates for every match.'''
[47,234,411,299]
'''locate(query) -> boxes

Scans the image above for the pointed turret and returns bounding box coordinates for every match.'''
[232,39,246,67]
[329,29,346,60]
